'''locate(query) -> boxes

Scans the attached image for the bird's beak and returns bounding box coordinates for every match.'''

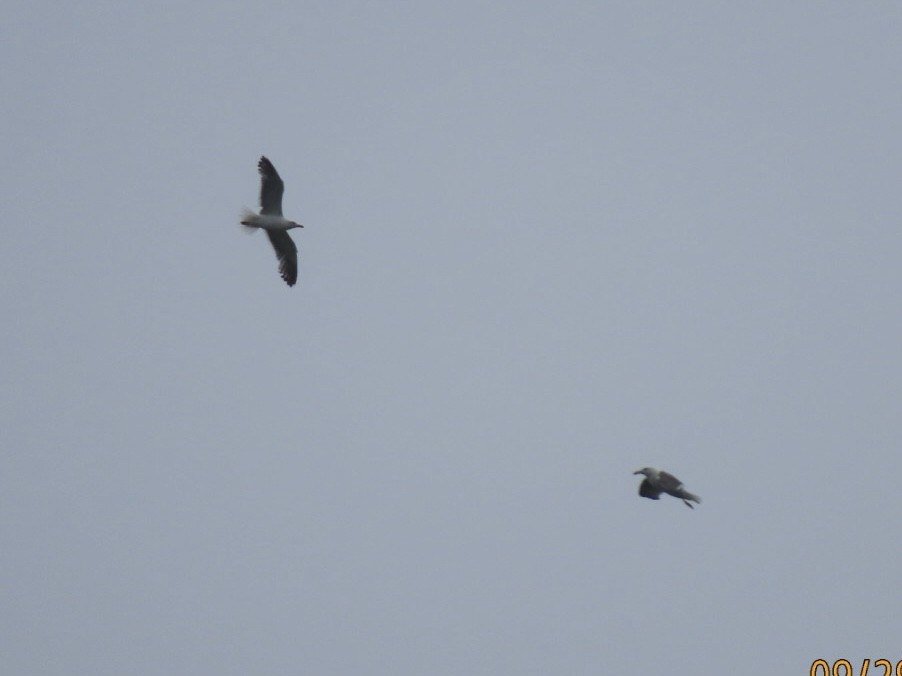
[632,470,642,475]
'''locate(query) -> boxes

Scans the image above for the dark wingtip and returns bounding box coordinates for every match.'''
[258,156,275,174]
[280,267,297,287]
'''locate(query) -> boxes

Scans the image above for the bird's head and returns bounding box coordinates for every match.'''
[289,221,304,229]
[633,467,655,478]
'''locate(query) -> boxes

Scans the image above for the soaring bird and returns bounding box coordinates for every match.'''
[241,156,304,286]
[633,467,701,509]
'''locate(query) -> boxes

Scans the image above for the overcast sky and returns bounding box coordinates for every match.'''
[2,2,901,674]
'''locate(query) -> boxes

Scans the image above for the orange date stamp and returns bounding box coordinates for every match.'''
[811,660,902,676]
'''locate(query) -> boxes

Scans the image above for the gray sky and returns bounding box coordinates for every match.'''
[2,1,901,674]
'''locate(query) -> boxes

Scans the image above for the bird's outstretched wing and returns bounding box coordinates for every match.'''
[266,230,298,286]
[258,156,284,216]
[638,479,662,500]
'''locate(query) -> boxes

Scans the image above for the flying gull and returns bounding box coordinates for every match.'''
[241,156,304,286]
[633,467,701,509]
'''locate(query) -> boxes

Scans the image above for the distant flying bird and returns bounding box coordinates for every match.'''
[633,467,701,509]
[241,156,304,286]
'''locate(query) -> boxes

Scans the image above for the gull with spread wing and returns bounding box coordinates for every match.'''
[633,467,701,509]
[241,156,304,287]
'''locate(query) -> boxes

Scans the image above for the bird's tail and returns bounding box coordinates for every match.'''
[240,208,259,232]
[680,492,701,508]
